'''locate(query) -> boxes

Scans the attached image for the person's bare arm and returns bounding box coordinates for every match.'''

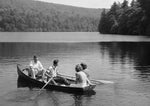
[75,73,79,84]
[86,77,92,85]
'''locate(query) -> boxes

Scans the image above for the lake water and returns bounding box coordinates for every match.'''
[0,32,150,106]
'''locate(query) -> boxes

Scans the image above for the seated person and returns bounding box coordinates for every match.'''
[29,55,45,79]
[71,64,92,87]
[80,62,90,78]
[44,59,70,85]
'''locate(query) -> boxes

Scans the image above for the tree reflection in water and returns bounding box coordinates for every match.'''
[99,42,150,81]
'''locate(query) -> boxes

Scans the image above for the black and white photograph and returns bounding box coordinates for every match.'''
[0,0,150,106]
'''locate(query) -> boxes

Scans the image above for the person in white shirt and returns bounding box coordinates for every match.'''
[47,60,58,78]
[29,56,45,79]
[44,59,58,85]
[44,59,70,85]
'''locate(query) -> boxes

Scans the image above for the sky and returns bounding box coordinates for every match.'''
[37,0,132,8]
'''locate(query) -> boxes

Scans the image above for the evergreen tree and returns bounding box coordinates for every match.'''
[137,0,150,35]
[121,0,129,9]
[131,0,135,7]
[98,9,111,34]
[98,0,149,35]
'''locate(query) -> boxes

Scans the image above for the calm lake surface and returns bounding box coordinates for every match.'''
[1,32,150,106]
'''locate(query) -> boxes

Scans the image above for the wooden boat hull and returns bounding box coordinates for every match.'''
[17,64,96,94]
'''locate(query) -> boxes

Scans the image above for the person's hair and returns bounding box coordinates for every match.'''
[53,59,59,66]
[75,64,83,72]
[80,62,87,70]
[33,55,38,59]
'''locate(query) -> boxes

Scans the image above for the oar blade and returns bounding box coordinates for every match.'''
[91,79,114,84]
[91,81,103,85]
[97,80,114,84]
[30,78,53,100]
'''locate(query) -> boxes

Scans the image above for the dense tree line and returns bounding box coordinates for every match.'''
[98,0,150,36]
[137,0,150,35]
[0,0,100,32]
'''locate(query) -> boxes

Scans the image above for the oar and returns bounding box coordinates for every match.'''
[58,73,114,84]
[39,78,53,92]
[58,73,75,80]
[30,77,53,100]
[90,79,114,84]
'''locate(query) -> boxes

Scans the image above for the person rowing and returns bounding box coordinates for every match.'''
[29,55,45,80]
[43,59,70,85]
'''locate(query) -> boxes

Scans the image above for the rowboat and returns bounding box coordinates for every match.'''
[17,64,96,94]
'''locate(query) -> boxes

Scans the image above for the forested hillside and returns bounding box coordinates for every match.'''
[98,0,150,36]
[0,0,101,31]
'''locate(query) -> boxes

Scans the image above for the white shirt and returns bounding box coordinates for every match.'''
[29,60,44,71]
[47,66,58,77]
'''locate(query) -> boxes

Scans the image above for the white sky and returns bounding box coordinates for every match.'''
[37,0,132,8]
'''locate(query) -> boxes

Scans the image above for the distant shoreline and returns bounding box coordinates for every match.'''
[0,32,149,42]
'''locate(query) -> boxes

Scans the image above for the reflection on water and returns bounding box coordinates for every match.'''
[99,42,150,66]
[72,95,92,106]
[1,42,150,106]
[99,42,150,79]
